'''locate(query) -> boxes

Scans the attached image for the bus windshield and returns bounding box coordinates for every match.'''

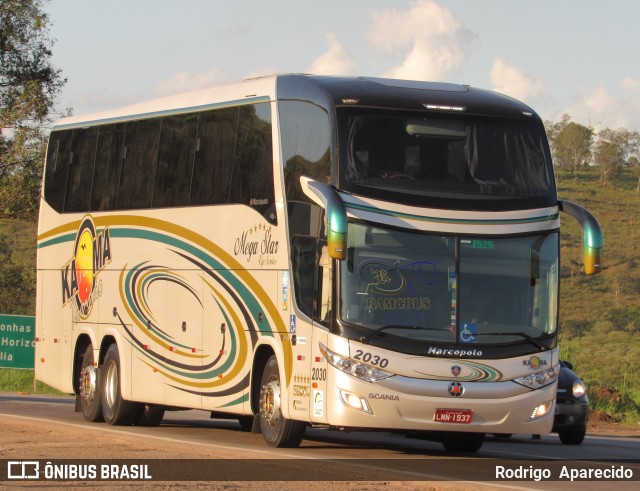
[340,222,559,347]
[338,109,556,210]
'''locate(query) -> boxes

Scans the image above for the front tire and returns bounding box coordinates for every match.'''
[101,344,140,425]
[441,432,485,453]
[77,344,103,422]
[558,427,586,445]
[258,355,306,447]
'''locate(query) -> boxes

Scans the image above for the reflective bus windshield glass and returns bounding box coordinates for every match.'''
[339,110,555,210]
[340,223,559,347]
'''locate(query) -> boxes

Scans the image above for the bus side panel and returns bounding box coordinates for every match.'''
[35,268,74,394]
[308,321,330,424]
[286,314,314,422]
[100,267,205,411]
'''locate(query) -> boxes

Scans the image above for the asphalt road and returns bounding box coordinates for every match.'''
[1,392,639,490]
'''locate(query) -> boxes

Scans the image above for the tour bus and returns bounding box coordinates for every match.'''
[35,74,603,452]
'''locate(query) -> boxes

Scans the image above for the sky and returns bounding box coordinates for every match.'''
[45,0,640,132]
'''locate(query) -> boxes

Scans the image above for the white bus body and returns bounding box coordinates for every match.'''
[36,75,602,452]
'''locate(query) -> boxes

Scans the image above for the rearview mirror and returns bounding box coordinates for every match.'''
[300,177,347,260]
[559,200,604,275]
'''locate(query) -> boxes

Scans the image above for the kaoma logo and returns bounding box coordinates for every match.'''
[61,217,111,318]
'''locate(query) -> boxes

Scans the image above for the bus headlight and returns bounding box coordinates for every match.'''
[515,364,560,390]
[319,343,394,382]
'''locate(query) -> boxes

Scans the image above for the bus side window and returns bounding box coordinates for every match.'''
[118,118,160,209]
[91,123,126,212]
[65,127,98,213]
[231,103,275,223]
[191,107,237,206]
[154,113,198,208]
[291,236,316,319]
[279,100,332,203]
[43,130,72,212]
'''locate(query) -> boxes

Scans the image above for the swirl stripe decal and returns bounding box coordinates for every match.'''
[173,250,260,343]
[117,307,225,372]
[170,373,251,399]
[125,277,250,387]
[412,361,503,381]
[121,264,199,354]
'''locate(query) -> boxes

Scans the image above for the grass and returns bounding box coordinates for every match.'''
[0,368,68,396]
[587,385,640,425]
[557,166,640,423]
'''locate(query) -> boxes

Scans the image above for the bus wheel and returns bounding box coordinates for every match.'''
[258,355,305,447]
[238,415,254,432]
[558,427,586,445]
[136,404,165,427]
[441,432,485,453]
[78,344,104,422]
[101,344,139,425]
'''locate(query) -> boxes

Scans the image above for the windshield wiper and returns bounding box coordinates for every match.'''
[360,325,449,345]
[474,331,549,351]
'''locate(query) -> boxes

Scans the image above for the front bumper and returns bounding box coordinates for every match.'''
[324,371,557,435]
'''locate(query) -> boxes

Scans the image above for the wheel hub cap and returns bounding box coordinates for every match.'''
[260,378,281,428]
[79,365,97,404]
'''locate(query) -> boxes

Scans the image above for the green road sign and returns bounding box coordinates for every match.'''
[0,314,35,369]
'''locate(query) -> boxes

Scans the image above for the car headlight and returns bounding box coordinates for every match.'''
[319,343,394,382]
[572,380,586,397]
[515,363,560,389]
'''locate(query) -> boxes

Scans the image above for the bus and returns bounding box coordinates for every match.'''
[35,74,603,452]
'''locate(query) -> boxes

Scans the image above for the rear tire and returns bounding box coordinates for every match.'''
[101,344,140,425]
[441,432,485,453]
[258,355,306,447]
[78,344,103,422]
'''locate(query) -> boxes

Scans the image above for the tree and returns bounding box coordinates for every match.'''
[594,128,640,187]
[1,0,66,217]
[544,113,571,150]
[594,136,622,187]
[550,118,594,174]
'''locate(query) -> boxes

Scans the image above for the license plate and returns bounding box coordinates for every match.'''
[434,408,473,424]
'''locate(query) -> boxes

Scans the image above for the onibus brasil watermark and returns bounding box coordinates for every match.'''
[7,461,151,481]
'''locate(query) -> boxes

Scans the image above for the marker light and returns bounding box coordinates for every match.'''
[423,104,466,112]
[515,364,560,390]
[319,343,394,382]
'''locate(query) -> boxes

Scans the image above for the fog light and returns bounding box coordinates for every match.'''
[339,390,372,414]
[530,400,554,420]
